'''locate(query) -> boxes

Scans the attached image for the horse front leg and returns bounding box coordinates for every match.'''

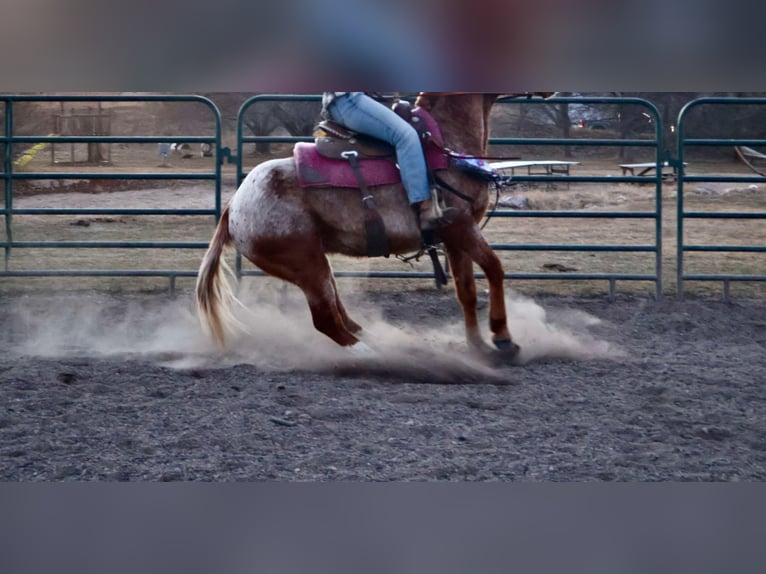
[445,224,519,356]
[471,236,519,355]
[444,246,488,352]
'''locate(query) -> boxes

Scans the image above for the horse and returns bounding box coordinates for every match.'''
[196,92,552,357]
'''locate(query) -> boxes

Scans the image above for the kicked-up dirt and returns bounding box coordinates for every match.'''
[1,287,764,481]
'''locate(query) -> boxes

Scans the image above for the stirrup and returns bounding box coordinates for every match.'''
[419,189,457,230]
[420,208,458,230]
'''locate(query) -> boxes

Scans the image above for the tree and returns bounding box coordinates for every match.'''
[273,101,322,138]
[241,100,282,153]
[202,94,321,154]
[608,92,699,160]
[529,93,574,157]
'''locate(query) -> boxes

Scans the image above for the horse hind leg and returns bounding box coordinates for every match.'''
[303,275,360,348]
[331,273,362,334]
[304,275,374,354]
[249,243,364,350]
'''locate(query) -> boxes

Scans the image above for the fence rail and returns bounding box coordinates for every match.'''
[675,97,766,299]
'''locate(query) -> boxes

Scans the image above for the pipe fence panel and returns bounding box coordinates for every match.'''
[488,96,664,298]
[676,97,766,299]
[1,95,223,292]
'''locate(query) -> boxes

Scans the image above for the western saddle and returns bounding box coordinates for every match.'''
[313,100,430,161]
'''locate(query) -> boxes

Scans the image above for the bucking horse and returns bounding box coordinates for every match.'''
[196,92,553,358]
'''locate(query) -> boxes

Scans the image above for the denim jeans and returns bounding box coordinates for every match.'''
[327,92,430,204]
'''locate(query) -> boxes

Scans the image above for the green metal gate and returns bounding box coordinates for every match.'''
[676,97,766,299]
[1,94,223,292]
[489,95,665,298]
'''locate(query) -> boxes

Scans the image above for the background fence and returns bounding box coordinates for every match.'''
[1,93,764,298]
[676,97,766,299]
[481,95,664,299]
[1,94,222,292]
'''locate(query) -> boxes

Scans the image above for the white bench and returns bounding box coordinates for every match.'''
[490,160,580,189]
[619,161,686,180]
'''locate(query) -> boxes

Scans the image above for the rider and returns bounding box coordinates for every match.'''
[322,92,455,230]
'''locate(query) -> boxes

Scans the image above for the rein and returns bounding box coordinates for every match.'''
[433,172,509,231]
[432,173,476,204]
[427,139,516,231]
[422,131,516,207]
[424,132,518,162]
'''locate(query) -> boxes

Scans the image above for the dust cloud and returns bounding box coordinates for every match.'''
[504,294,625,364]
[4,287,623,383]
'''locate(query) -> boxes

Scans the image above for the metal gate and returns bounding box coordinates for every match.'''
[488,95,664,298]
[676,97,766,299]
[1,94,223,292]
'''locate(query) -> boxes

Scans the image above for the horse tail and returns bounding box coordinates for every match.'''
[196,204,245,347]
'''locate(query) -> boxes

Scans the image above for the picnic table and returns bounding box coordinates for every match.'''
[490,160,580,189]
[619,161,686,180]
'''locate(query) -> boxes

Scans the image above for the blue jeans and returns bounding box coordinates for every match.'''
[327,92,430,204]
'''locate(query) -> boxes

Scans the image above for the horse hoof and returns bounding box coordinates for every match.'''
[348,341,376,357]
[493,338,520,356]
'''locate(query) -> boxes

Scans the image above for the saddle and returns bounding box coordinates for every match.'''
[313,100,427,161]
[314,121,395,160]
[294,101,449,265]
[295,103,449,190]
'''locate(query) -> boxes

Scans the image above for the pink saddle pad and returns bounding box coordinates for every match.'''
[295,144,399,188]
[294,107,449,189]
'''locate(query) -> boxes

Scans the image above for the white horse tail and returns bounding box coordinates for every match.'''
[195,204,246,347]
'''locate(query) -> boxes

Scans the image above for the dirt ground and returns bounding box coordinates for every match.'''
[1,287,764,481]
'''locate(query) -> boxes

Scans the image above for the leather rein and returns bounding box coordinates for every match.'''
[423,133,515,207]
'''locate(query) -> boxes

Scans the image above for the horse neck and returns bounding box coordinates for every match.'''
[417,93,494,156]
